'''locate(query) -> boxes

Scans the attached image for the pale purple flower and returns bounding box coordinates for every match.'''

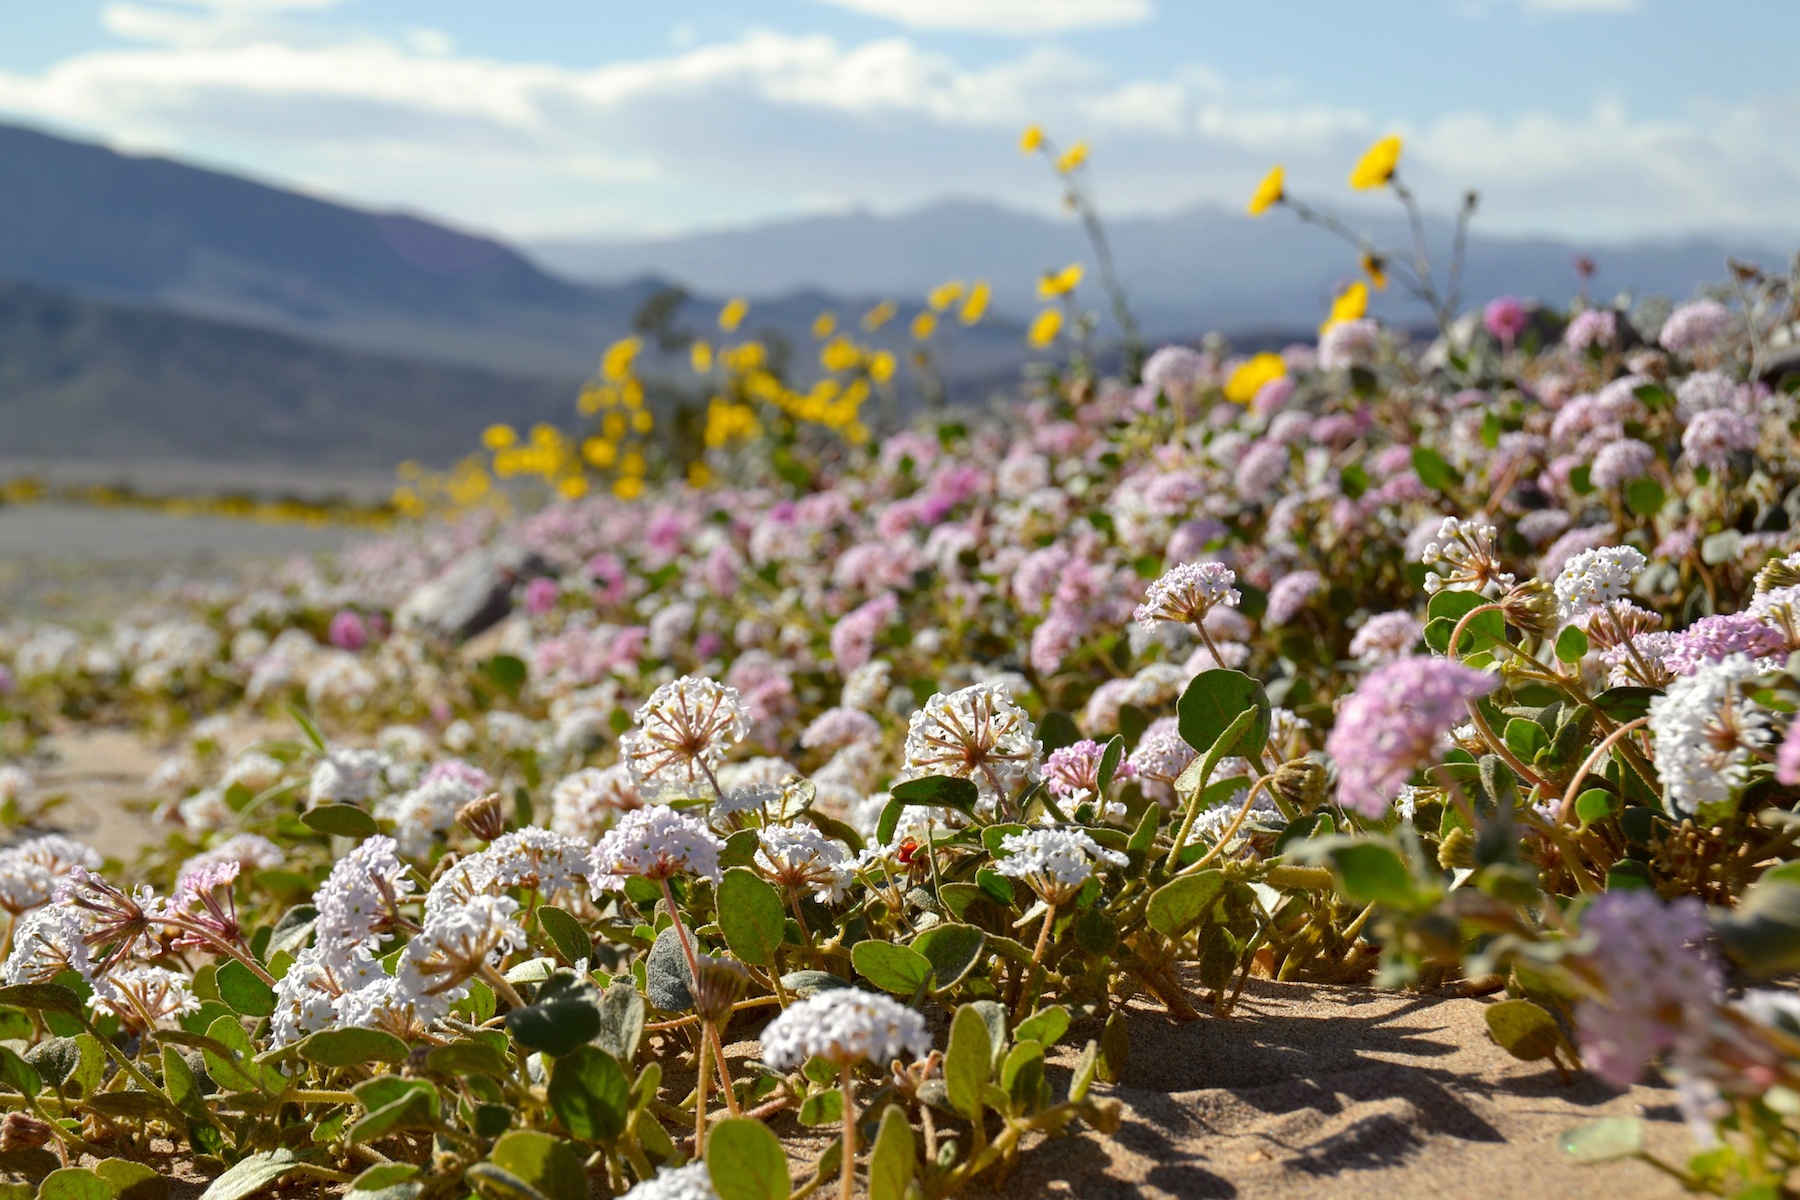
[1319,318,1379,371]
[1658,300,1734,356]
[591,806,724,889]
[1135,562,1240,631]
[1589,439,1656,490]
[1682,409,1756,472]
[1663,613,1786,675]
[1777,719,1800,787]
[1266,571,1323,625]
[1129,717,1197,804]
[1142,345,1207,399]
[524,577,560,616]
[327,610,367,651]
[1045,739,1136,806]
[1325,657,1497,816]
[1349,611,1421,667]
[831,593,899,676]
[1564,309,1617,352]
[761,987,929,1069]
[1573,891,1720,1089]
[1234,440,1289,501]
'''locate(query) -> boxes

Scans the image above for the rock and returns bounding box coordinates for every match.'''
[395,544,549,642]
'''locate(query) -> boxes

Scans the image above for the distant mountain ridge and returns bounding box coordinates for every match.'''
[532,197,1791,337]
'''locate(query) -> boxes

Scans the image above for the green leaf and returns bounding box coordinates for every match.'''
[717,868,787,968]
[481,654,528,700]
[93,1160,168,1200]
[1410,445,1458,493]
[216,960,277,1018]
[1503,718,1547,763]
[881,775,979,843]
[426,1037,511,1078]
[644,926,696,1013]
[1013,1005,1070,1049]
[798,1088,843,1127]
[349,1083,438,1145]
[1559,1116,1644,1164]
[486,1131,588,1200]
[161,1045,208,1121]
[593,984,646,1065]
[706,1117,790,1200]
[1625,478,1665,517]
[0,983,82,1016]
[348,1164,423,1200]
[1322,841,1417,908]
[287,705,329,753]
[0,1045,40,1101]
[1554,624,1590,664]
[1712,879,1800,977]
[853,940,934,996]
[1096,735,1125,794]
[203,1014,280,1094]
[547,1045,629,1142]
[910,923,986,991]
[300,804,379,839]
[1037,710,1080,754]
[1423,590,1506,659]
[299,1027,411,1068]
[867,1105,916,1200]
[1484,999,1573,1063]
[534,906,592,968]
[1176,670,1271,761]
[1145,870,1226,938]
[36,1170,112,1200]
[466,1164,549,1200]
[1574,789,1619,827]
[943,1005,992,1120]
[507,973,604,1056]
[197,1150,338,1200]
[1593,686,1658,722]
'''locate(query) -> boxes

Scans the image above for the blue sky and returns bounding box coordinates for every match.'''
[1,1,1795,245]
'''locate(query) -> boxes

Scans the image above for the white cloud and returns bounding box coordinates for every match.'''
[0,11,1789,246]
[806,0,1153,35]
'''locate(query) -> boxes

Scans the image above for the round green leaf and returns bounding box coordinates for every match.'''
[546,1045,629,1142]
[706,1117,790,1200]
[486,1131,587,1200]
[216,960,277,1018]
[717,868,787,968]
[1146,870,1226,938]
[299,1027,411,1068]
[852,940,933,996]
[300,804,379,838]
[1176,669,1271,761]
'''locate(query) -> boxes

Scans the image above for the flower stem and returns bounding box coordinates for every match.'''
[839,1062,857,1200]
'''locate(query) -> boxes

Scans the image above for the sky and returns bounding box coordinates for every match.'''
[1,0,1797,247]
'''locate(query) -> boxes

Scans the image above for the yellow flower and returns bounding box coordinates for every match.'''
[1246,165,1284,216]
[481,424,517,451]
[1321,281,1369,332]
[583,437,617,468]
[1360,253,1388,291]
[687,462,714,487]
[960,280,991,325]
[631,409,654,434]
[556,475,589,500]
[690,340,713,373]
[1019,124,1045,154]
[911,311,938,341]
[612,476,643,500]
[1038,263,1084,299]
[719,297,749,332]
[812,311,837,339]
[601,336,641,382]
[1055,141,1088,174]
[862,299,896,331]
[868,350,897,383]
[1027,307,1063,348]
[1223,353,1287,404]
[1349,135,1402,190]
[927,280,965,311]
[820,335,859,373]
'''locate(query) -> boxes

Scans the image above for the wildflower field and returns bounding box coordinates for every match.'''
[3,134,1800,1200]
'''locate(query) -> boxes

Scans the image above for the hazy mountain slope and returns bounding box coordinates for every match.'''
[534,199,1787,336]
[0,278,581,467]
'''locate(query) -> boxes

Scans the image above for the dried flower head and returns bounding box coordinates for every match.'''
[901,682,1041,809]
[621,676,750,798]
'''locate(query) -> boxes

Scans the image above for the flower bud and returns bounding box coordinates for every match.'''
[691,954,750,1024]
[0,1112,52,1152]
[1437,826,1475,870]
[456,793,507,843]
[1756,556,1800,594]
[1498,579,1559,638]
[1269,759,1329,814]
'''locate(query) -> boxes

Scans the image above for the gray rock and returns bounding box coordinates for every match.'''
[395,543,549,641]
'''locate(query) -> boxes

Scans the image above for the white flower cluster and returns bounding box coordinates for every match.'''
[994,828,1129,904]
[1554,545,1648,620]
[621,1164,719,1200]
[592,806,724,889]
[901,681,1041,809]
[1134,562,1241,631]
[550,764,642,842]
[308,748,392,807]
[755,825,856,903]
[430,827,601,918]
[760,987,931,1069]
[1649,654,1771,817]
[0,834,100,915]
[1420,517,1516,597]
[620,676,750,798]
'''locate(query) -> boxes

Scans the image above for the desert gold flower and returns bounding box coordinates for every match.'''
[1028,307,1063,348]
[690,341,713,373]
[1349,136,1402,190]
[960,280,991,325]
[1038,263,1084,299]
[1055,141,1089,174]
[556,476,588,500]
[583,437,617,468]
[1223,353,1287,404]
[1322,281,1369,330]
[602,336,641,382]
[481,425,517,451]
[812,311,837,339]
[862,300,897,331]
[718,297,749,332]
[1360,253,1388,291]
[1019,124,1045,153]
[911,311,938,341]
[1247,165,1284,216]
[868,351,897,383]
[928,280,965,311]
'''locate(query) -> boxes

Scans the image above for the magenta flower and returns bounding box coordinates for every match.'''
[1483,296,1528,346]
[327,610,367,652]
[1777,718,1800,787]
[1324,656,1497,817]
[1572,891,1720,1089]
[524,577,560,616]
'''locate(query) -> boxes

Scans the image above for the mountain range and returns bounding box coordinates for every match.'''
[0,118,1791,470]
